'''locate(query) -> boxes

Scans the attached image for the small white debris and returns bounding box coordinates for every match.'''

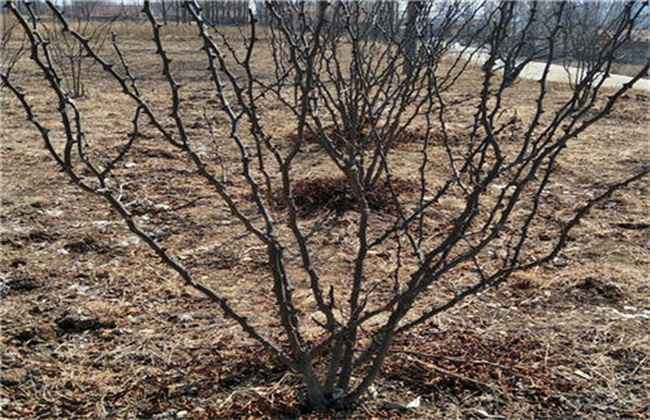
[93,220,114,232]
[178,314,194,323]
[473,409,506,419]
[46,209,64,217]
[552,256,569,267]
[405,395,421,409]
[596,307,650,320]
[117,235,141,247]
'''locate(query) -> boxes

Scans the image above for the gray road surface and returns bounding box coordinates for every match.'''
[449,46,650,92]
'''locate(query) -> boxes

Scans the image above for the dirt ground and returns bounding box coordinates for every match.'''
[1,23,649,418]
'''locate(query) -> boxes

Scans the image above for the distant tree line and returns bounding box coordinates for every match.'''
[3,1,402,30]
[4,0,647,64]
[158,1,253,26]
[3,0,269,25]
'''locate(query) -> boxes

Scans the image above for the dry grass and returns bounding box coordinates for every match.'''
[1,22,649,418]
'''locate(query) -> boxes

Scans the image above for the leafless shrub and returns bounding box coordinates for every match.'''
[2,0,648,411]
[41,1,117,97]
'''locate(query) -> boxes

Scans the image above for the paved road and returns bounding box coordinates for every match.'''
[449,46,650,92]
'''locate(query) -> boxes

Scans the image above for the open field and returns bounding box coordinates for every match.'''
[1,24,650,418]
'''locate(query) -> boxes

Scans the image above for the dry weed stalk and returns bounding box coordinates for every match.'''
[2,0,648,410]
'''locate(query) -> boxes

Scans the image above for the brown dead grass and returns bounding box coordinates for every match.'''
[1,22,649,418]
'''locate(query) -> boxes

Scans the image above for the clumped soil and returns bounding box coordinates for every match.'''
[1,24,649,418]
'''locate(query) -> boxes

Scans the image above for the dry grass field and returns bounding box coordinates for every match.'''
[1,23,649,418]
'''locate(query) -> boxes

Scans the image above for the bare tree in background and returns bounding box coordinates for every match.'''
[559,0,641,107]
[2,0,648,411]
[0,11,25,87]
[41,1,116,97]
[404,0,423,74]
[155,0,170,25]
